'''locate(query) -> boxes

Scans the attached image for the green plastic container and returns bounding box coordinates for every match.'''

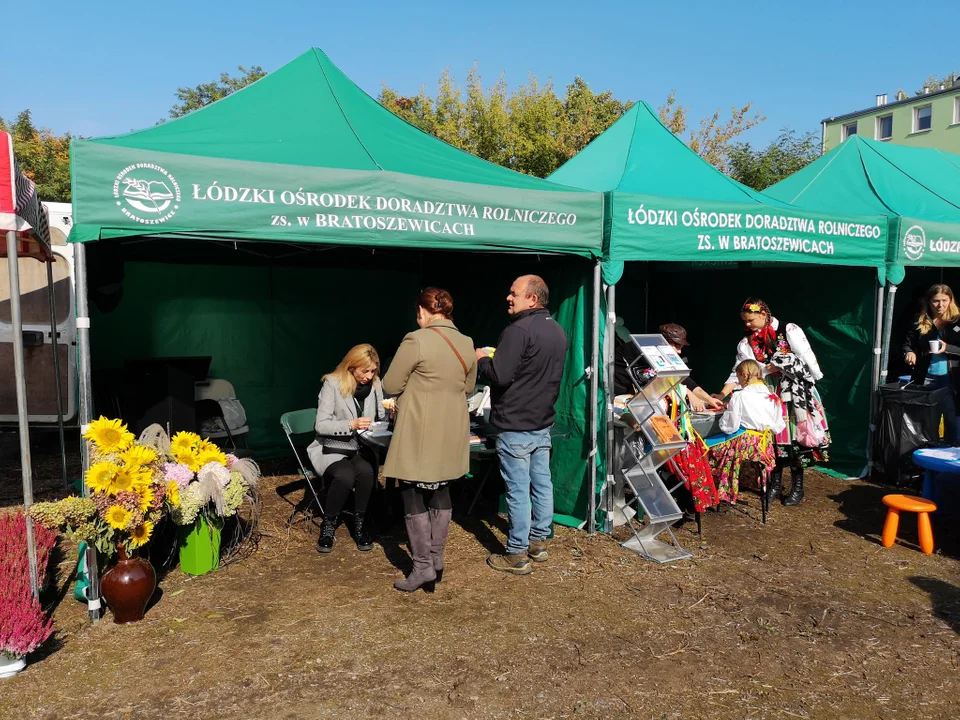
[178,515,223,576]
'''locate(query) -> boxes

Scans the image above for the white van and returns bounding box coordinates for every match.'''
[0,201,77,426]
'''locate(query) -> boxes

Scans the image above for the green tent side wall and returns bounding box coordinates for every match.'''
[85,242,597,525]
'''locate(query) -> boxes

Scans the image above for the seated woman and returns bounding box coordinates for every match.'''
[708,359,785,504]
[306,344,386,553]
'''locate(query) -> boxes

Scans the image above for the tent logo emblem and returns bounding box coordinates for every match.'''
[113,163,181,225]
[903,225,926,261]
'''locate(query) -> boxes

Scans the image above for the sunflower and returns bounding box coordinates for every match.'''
[136,486,155,514]
[85,461,119,493]
[173,449,201,473]
[104,504,132,530]
[119,445,157,468]
[84,417,134,454]
[170,431,201,456]
[129,468,155,489]
[196,442,228,468]
[165,481,181,508]
[129,521,154,548]
[107,467,137,496]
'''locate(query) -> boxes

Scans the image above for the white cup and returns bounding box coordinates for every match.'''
[929,340,940,353]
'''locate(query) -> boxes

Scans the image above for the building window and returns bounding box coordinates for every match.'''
[914,105,932,132]
[955,96,960,125]
[876,114,893,140]
[842,122,857,140]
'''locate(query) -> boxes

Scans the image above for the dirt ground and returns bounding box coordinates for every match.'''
[1,438,959,719]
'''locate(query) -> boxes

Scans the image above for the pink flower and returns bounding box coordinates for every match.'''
[225,454,238,469]
[163,463,194,488]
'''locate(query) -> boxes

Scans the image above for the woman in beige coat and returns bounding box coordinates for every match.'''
[383,287,477,592]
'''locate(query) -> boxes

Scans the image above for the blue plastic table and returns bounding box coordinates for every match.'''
[912,447,960,508]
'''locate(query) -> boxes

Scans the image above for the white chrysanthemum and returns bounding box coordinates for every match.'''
[196,462,229,515]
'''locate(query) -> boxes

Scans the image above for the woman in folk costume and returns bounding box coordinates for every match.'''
[714,298,830,507]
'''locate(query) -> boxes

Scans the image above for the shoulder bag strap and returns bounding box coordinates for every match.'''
[428,327,469,377]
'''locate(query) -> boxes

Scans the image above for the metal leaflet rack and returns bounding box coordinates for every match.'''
[619,334,693,564]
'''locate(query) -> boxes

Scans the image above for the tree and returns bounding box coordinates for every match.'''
[381,66,762,178]
[915,71,959,96]
[657,91,765,174]
[727,129,821,191]
[166,65,267,120]
[380,66,634,178]
[0,111,72,202]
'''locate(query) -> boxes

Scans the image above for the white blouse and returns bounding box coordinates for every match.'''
[719,383,786,435]
[725,317,824,385]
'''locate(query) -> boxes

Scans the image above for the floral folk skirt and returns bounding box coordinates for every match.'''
[707,430,777,504]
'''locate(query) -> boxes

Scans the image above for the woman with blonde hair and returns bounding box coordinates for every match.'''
[903,283,960,443]
[382,288,477,592]
[307,343,386,553]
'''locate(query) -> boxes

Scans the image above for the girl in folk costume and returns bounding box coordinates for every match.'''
[707,360,785,504]
[715,298,830,507]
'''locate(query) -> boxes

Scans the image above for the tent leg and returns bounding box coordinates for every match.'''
[878,284,898,389]
[46,258,67,486]
[587,261,601,535]
[74,243,101,622]
[605,283,617,533]
[864,281,885,477]
[874,283,898,482]
[7,231,40,600]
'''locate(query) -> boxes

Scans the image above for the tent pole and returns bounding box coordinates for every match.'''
[74,243,100,622]
[7,231,40,600]
[864,280,885,476]
[46,257,68,486]
[605,283,617,533]
[878,284,898,389]
[587,261,601,535]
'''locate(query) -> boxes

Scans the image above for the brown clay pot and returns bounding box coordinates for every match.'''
[101,546,156,624]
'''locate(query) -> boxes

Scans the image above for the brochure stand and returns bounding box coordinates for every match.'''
[618,334,693,563]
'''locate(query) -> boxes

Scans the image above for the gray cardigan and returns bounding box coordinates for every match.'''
[306,376,386,478]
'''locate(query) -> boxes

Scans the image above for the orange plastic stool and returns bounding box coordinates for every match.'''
[881,494,937,554]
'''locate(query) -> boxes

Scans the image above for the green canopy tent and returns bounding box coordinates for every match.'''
[549,102,890,530]
[68,48,606,615]
[766,136,960,392]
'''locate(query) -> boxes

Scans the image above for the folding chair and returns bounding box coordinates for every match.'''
[280,409,325,526]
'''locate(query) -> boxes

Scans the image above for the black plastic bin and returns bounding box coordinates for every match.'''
[872,381,951,487]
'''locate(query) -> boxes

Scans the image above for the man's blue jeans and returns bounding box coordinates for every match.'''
[496,428,554,555]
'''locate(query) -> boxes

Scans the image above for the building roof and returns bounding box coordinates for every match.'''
[823,83,960,124]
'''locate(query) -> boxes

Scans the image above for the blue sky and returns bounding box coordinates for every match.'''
[2,0,958,148]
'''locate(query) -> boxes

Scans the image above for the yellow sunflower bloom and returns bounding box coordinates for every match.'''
[85,461,119,493]
[119,445,157,468]
[165,481,181,508]
[129,468,155,489]
[196,443,227,468]
[129,521,154,548]
[173,450,201,473]
[105,504,132,530]
[170,431,201,455]
[84,417,134,454]
[107,467,137,496]
[137,487,154,514]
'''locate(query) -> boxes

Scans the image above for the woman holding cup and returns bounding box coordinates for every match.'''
[903,283,960,443]
[307,344,387,553]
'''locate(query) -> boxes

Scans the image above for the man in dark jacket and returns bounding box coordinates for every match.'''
[476,275,568,575]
